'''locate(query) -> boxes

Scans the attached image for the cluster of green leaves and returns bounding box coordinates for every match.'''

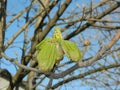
[36,28,82,72]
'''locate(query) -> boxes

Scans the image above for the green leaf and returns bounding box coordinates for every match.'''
[37,42,57,72]
[36,38,53,50]
[61,40,82,62]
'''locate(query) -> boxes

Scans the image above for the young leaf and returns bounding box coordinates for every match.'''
[36,38,53,50]
[37,42,57,72]
[61,40,82,62]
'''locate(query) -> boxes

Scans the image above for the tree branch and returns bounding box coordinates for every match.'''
[65,1,120,40]
[0,0,7,51]
[1,52,42,73]
[91,24,120,30]
[6,0,37,28]
[4,11,42,50]
[52,63,120,89]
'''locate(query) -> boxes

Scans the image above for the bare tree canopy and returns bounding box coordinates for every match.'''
[0,0,120,90]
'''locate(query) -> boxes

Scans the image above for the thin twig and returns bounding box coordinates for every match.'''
[1,52,42,73]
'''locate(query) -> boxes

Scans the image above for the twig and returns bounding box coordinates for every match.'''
[6,0,37,28]
[52,63,120,89]
[1,52,42,73]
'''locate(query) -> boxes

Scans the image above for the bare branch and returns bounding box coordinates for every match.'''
[0,0,7,50]
[6,0,37,28]
[65,1,120,40]
[91,24,120,29]
[52,63,120,89]
[4,11,42,50]
[1,52,42,73]
[37,0,51,21]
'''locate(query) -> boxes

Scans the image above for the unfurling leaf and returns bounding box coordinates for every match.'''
[36,38,53,50]
[36,27,82,72]
[61,40,82,62]
[37,42,57,72]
